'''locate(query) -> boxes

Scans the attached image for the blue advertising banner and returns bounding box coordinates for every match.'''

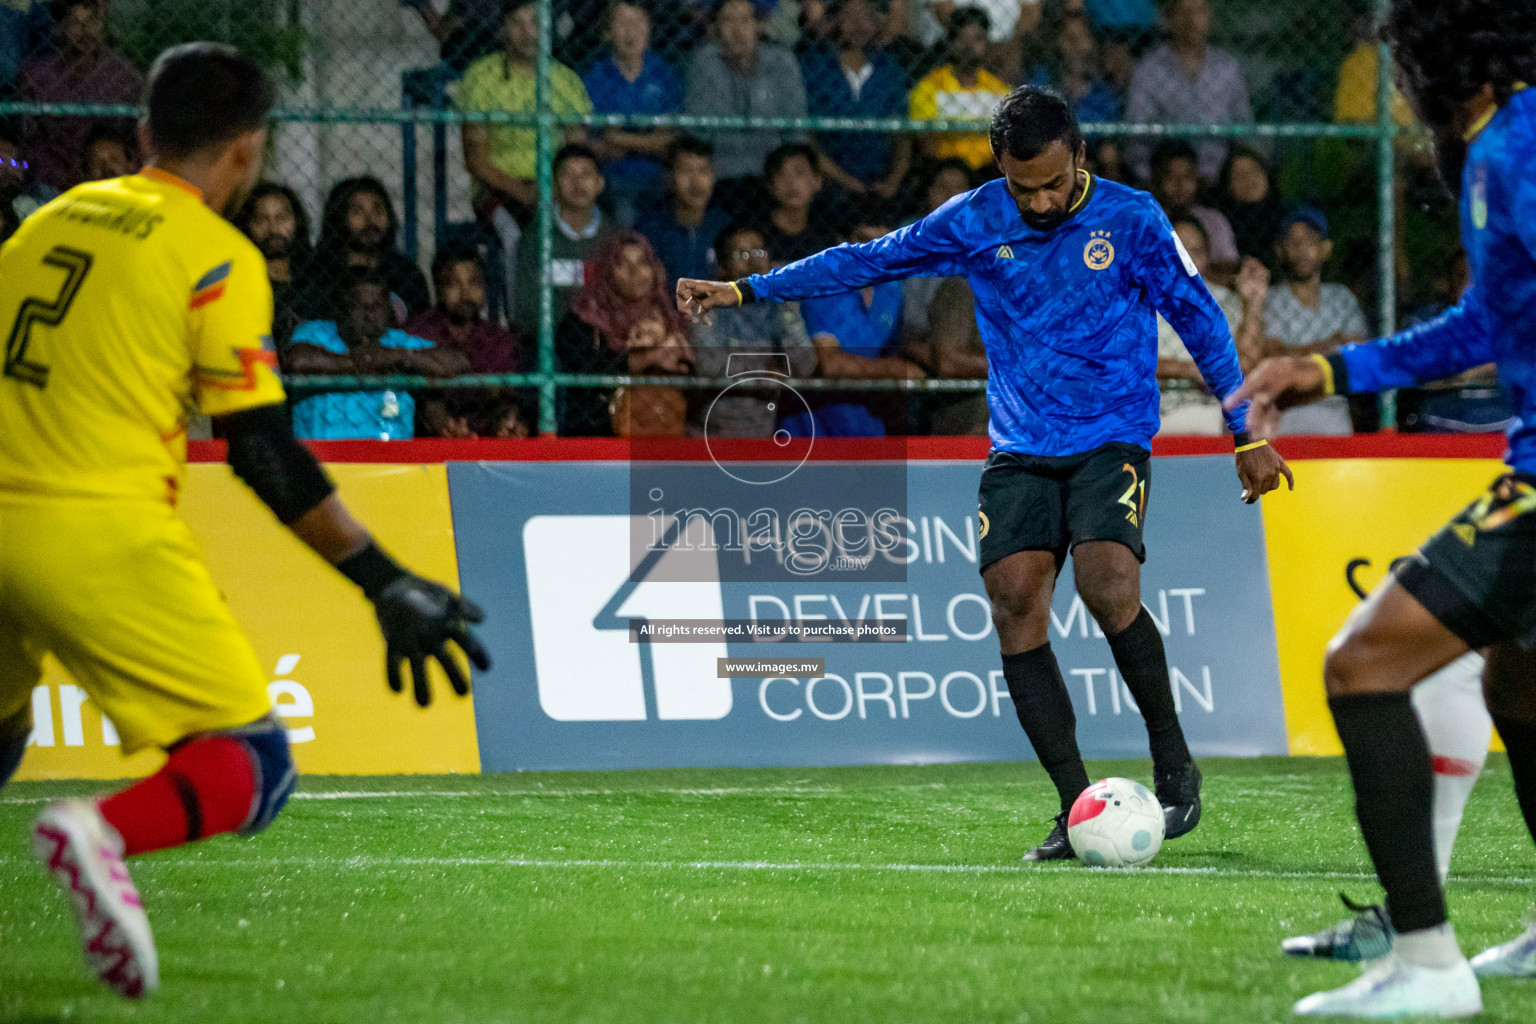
[450,457,1286,771]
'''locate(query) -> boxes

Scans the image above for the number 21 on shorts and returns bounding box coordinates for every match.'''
[1117,463,1146,528]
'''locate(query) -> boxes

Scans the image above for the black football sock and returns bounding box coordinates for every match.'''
[1003,643,1092,813]
[1106,607,1192,776]
[1492,713,1536,847]
[1330,692,1448,933]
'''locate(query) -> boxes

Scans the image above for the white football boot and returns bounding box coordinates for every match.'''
[31,799,159,998]
[1293,952,1482,1018]
[1470,917,1536,977]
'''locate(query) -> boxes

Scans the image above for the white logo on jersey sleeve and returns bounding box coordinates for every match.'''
[1171,229,1200,277]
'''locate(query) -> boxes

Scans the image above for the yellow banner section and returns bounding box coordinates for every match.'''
[17,464,480,780]
[1261,458,1507,755]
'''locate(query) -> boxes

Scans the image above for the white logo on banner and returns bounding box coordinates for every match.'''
[523,515,733,722]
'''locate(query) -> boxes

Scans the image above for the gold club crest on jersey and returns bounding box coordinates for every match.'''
[1084,230,1114,270]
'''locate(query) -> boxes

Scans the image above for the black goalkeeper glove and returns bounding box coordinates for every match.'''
[338,543,492,707]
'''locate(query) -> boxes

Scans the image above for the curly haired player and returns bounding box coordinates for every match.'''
[0,44,490,998]
[1231,0,1536,1015]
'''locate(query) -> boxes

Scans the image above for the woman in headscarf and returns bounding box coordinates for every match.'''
[556,231,694,436]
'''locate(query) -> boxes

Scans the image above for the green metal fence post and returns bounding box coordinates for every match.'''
[1376,0,1398,429]
[535,0,557,435]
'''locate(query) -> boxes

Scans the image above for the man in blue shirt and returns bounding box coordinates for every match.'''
[581,0,683,225]
[801,0,912,199]
[680,86,1291,860]
[1231,2,1536,1015]
[284,273,469,440]
[781,203,926,438]
[636,136,731,286]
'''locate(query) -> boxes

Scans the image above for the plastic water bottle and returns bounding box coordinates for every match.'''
[380,391,400,441]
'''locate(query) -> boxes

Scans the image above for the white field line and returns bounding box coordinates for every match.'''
[1,785,848,806]
[0,851,1529,886]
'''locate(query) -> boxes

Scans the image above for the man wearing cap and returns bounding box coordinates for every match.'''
[1260,206,1368,434]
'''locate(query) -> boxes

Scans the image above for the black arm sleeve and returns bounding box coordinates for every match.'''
[217,404,336,525]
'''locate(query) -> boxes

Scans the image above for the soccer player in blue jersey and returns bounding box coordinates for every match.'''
[678,86,1293,861]
[1231,1,1536,1015]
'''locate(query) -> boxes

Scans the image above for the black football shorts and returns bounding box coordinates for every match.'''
[1395,472,1536,650]
[977,442,1151,573]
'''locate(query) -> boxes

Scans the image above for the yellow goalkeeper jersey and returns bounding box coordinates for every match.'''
[0,167,285,503]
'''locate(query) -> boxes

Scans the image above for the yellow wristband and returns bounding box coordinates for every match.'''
[1310,353,1336,396]
[1235,439,1269,454]
[728,281,743,305]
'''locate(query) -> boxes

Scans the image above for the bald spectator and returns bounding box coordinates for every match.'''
[17,0,141,190]
[1125,0,1250,185]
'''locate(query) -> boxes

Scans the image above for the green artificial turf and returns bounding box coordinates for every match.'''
[2,757,1534,1023]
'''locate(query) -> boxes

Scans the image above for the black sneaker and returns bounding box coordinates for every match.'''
[1281,894,1395,962]
[1022,811,1075,862]
[1155,761,1202,840]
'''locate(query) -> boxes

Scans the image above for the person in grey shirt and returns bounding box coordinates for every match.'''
[1125,0,1251,184]
[1260,207,1368,435]
[690,224,818,438]
[685,0,807,203]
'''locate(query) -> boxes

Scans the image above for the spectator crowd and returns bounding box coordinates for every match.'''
[0,0,1498,438]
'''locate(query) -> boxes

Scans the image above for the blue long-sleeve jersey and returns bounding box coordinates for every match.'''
[740,174,1249,455]
[1333,87,1536,473]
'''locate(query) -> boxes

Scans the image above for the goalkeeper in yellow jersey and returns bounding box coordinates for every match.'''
[0,43,489,998]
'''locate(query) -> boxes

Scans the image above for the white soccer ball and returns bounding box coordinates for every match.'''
[1066,777,1165,868]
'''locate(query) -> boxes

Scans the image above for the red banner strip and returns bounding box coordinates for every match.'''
[186,432,1509,465]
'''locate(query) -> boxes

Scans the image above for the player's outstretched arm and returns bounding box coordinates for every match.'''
[676,279,741,325]
[1230,288,1498,436]
[680,215,966,323]
[218,404,491,706]
[1224,354,1329,438]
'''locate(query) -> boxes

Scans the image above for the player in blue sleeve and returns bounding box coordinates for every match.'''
[1230,1,1536,1016]
[679,87,1292,861]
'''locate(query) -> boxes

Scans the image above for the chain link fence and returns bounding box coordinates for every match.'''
[0,0,1493,440]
